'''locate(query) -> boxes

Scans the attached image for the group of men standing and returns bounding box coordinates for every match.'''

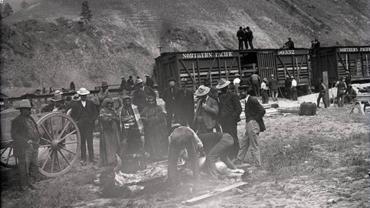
[236,26,254,50]
[162,77,266,183]
[10,74,269,189]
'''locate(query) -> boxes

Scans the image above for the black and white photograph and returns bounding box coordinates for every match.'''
[0,0,369,207]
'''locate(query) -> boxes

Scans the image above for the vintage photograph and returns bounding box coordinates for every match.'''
[0,0,369,207]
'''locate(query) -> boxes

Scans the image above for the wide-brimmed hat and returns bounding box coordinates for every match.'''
[215,78,231,89]
[194,85,210,97]
[168,77,176,82]
[263,77,268,82]
[77,88,90,95]
[49,90,63,102]
[72,94,81,101]
[14,99,32,109]
[122,95,131,100]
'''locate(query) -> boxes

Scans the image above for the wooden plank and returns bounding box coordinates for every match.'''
[179,60,195,84]
[182,182,247,206]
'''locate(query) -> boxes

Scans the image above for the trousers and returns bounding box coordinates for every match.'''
[237,120,261,166]
[79,124,94,161]
[17,146,38,187]
[317,91,328,108]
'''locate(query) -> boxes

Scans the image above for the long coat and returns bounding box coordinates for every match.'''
[194,96,219,132]
[141,104,168,160]
[11,115,41,156]
[70,100,99,127]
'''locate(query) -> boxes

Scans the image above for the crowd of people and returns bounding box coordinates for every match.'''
[10,70,357,190]
[10,74,269,189]
[230,72,298,104]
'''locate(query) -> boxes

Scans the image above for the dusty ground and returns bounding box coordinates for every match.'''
[1,105,369,208]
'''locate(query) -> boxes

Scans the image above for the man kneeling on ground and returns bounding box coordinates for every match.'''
[168,126,237,183]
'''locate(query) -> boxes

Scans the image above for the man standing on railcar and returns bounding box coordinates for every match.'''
[237,27,245,50]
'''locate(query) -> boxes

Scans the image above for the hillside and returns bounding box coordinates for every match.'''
[1,0,370,95]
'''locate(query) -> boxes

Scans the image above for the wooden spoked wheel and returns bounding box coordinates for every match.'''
[0,140,17,168]
[37,112,81,177]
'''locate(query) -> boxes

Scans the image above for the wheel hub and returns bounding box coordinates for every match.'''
[51,140,59,148]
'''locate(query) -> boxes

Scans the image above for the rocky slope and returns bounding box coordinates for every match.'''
[1,0,370,94]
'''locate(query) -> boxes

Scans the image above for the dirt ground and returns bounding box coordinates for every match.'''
[1,104,369,208]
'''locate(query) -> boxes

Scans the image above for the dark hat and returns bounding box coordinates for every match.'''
[102,81,108,87]
[168,77,176,82]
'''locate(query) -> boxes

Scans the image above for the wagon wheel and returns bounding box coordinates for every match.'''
[37,112,81,177]
[0,140,17,168]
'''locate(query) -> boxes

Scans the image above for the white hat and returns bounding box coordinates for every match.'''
[77,88,90,95]
[194,85,210,97]
[14,99,32,109]
[215,78,231,89]
[136,79,143,84]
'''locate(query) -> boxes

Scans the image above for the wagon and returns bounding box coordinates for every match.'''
[1,109,81,177]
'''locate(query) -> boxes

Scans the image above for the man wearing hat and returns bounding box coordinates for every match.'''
[194,85,219,133]
[11,99,41,190]
[120,77,127,92]
[132,78,155,112]
[161,78,179,129]
[216,78,242,160]
[70,88,99,165]
[98,81,110,107]
[145,74,154,88]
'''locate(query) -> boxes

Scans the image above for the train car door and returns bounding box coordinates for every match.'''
[256,50,277,80]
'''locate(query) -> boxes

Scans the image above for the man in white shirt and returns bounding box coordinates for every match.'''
[291,76,298,100]
[233,74,241,95]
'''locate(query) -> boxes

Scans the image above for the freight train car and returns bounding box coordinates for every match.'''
[311,46,370,88]
[154,49,311,92]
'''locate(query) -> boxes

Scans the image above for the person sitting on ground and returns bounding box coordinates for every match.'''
[284,37,295,49]
[194,85,219,134]
[11,99,41,191]
[167,125,203,185]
